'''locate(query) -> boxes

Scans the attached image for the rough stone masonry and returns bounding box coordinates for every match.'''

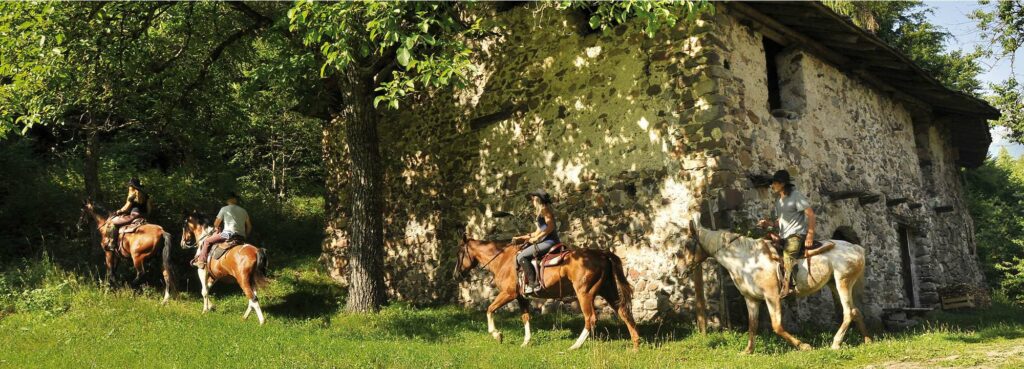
[320,3,999,327]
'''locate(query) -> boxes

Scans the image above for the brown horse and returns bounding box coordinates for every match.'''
[455,235,640,351]
[182,213,268,325]
[82,200,176,303]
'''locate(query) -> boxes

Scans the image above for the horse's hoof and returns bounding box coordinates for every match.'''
[798,343,813,351]
[740,349,753,355]
[864,337,874,344]
[520,342,529,348]
[830,344,842,350]
[491,331,503,343]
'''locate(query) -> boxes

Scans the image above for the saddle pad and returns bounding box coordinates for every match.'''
[221,239,245,249]
[210,243,239,261]
[541,244,569,267]
[120,218,148,234]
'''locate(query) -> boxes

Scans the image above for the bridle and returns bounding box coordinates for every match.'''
[181,219,215,249]
[456,239,509,283]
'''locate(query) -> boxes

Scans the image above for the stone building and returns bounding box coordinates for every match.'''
[321,2,999,326]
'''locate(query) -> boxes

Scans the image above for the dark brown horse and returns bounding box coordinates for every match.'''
[182,213,268,325]
[455,235,640,351]
[82,200,176,303]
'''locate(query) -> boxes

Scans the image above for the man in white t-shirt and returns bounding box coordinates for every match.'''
[193,192,252,268]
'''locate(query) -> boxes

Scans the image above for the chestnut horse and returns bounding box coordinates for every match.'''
[455,236,640,351]
[82,200,176,304]
[680,220,871,353]
[182,213,268,325]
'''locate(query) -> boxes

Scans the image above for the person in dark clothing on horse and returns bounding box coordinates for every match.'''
[193,192,252,269]
[512,189,560,295]
[106,177,151,251]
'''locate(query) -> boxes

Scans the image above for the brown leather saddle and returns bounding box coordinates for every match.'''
[518,243,571,295]
[210,235,246,261]
[119,218,148,234]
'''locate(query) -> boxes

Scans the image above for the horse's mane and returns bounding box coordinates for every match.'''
[89,204,110,218]
[699,228,774,256]
[470,238,518,252]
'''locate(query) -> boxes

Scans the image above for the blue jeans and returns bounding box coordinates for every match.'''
[517,240,557,286]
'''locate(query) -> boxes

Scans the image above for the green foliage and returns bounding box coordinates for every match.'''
[823,1,983,94]
[974,0,1024,144]
[0,138,83,261]
[996,257,1024,305]
[563,0,712,38]
[988,78,1024,145]
[288,1,480,110]
[0,254,78,318]
[965,149,1024,300]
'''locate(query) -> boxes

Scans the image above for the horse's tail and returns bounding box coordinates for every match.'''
[160,230,176,294]
[251,247,269,290]
[605,251,633,311]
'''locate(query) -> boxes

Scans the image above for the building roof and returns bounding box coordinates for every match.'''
[728,2,999,168]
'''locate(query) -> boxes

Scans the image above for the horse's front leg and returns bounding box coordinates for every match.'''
[486,292,516,343]
[765,296,811,350]
[198,267,212,313]
[742,297,760,354]
[516,297,532,347]
[104,251,118,287]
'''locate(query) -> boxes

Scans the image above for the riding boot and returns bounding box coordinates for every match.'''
[780,264,794,299]
[193,243,209,268]
[106,225,119,251]
[522,261,538,294]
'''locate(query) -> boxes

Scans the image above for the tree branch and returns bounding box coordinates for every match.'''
[175,16,271,107]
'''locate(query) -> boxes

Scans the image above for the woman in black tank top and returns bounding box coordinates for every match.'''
[512,189,559,293]
[106,177,149,249]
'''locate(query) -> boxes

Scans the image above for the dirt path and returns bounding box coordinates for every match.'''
[865,339,1024,369]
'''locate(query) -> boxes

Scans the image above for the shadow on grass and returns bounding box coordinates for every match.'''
[265,278,345,320]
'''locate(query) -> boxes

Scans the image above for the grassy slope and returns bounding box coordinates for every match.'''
[3,213,1024,369]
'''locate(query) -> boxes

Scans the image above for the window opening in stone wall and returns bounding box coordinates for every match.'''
[763,36,784,111]
[898,225,919,307]
[832,226,861,245]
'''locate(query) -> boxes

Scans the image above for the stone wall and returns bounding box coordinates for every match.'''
[706,6,986,324]
[321,3,988,326]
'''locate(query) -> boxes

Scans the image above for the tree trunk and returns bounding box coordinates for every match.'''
[336,68,388,312]
[84,127,103,202]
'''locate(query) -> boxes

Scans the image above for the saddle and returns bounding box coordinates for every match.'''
[209,235,246,262]
[766,232,833,260]
[518,242,571,295]
[765,232,835,293]
[119,218,147,234]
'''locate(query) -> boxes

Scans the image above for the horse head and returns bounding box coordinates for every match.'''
[679,216,707,275]
[180,210,208,249]
[80,198,109,229]
[453,232,479,279]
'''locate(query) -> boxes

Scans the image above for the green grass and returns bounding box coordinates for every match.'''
[3,232,1024,368]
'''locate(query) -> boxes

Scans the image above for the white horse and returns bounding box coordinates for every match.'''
[681,220,872,353]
